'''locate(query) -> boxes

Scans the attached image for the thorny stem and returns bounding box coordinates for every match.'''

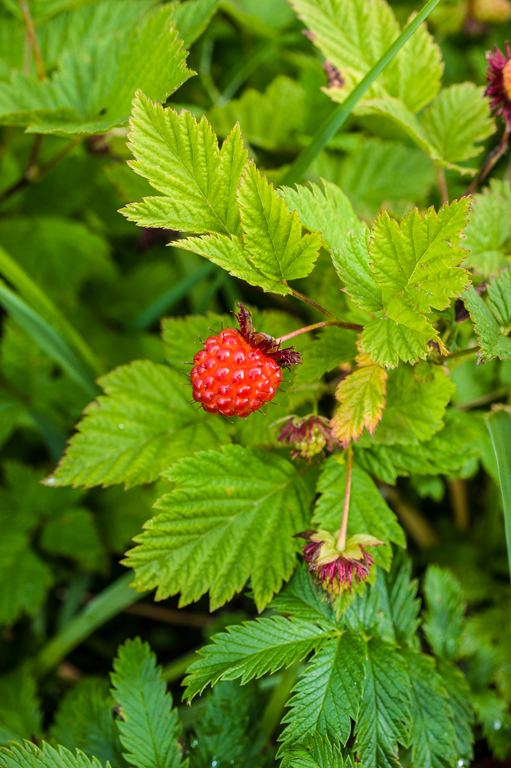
[275,319,362,344]
[435,165,449,205]
[464,124,511,197]
[19,0,45,80]
[337,446,353,551]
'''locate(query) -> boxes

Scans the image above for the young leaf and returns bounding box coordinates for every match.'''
[122,91,247,236]
[279,180,360,252]
[330,354,387,447]
[280,632,366,746]
[462,285,511,362]
[331,228,382,313]
[46,360,231,489]
[487,267,511,328]
[314,457,405,569]
[437,660,475,763]
[238,162,322,283]
[183,616,331,700]
[292,327,357,388]
[110,638,183,768]
[422,565,465,660]
[280,732,354,768]
[461,180,511,277]
[373,551,420,647]
[354,637,412,768]
[420,83,495,163]
[400,649,457,768]
[51,678,125,768]
[270,564,338,630]
[0,741,105,768]
[123,445,314,611]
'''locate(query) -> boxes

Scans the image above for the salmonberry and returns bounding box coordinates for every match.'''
[190,305,302,418]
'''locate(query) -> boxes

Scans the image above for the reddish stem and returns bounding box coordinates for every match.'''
[275,319,363,345]
[337,446,353,551]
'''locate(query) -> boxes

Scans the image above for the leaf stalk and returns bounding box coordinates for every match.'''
[337,446,354,551]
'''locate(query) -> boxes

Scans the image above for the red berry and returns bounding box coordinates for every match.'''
[191,329,282,418]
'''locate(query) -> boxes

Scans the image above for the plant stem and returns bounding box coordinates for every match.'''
[485,409,511,587]
[288,287,337,321]
[19,0,45,79]
[465,124,511,197]
[281,0,443,186]
[435,164,449,204]
[275,319,362,344]
[261,662,301,739]
[445,346,479,361]
[456,386,510,411]
[337,446,353,551]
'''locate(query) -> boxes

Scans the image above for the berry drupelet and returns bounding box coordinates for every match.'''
[190,305,301,418]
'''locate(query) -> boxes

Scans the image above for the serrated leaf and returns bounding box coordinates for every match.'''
[123,445,313,610]
[420,83,495,164]
[373,551,420,647]
[47,360,231,489]
[279,180,359,252]
[423,565,465,661]
[462,285,511,362]
[280,632,366,747]
[332,228,382,313]
[270,564,338,630]
[0,742,106,768]
[361,307,440,369]
[0,534,53,628]
[238,162,322,283]
[111,638,183,768]
[487,268,511,328]
[183,616,330,700]
[51,678,125,768]
[290,0,441,113]
[0,668,42,747]
[280,732,354,768]
[462,179,511,277]
[331,356,387,448]
[369,364,455,446]
[122,91,247,236]
[401,649,457,768]
[293,327,357,388]
[314,457,405,569]
[171,0,218,48]
[0,9,194,135]
[355,410,482,484]
[437,660,475,763]
[354,637,411,768]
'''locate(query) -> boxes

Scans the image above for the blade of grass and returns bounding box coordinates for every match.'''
[34,572,147,677]
[0,279,98,397]
[486,408,511,583]
[130,261,215,331]
[0,246,104,377]
[281,0,442,186]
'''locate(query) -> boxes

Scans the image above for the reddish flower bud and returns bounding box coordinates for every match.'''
[276,415,333,459]
[485,41,511,127]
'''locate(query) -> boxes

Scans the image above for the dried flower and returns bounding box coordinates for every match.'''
[276,415,333,459]
[296,530,384,597]
[485,41,511,128]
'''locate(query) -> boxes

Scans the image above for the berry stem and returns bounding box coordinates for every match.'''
[289,288,338,320]
[337,446,353,552]
[275,319,363,345]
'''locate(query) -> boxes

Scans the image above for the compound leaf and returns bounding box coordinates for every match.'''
[332,228,382,313]
[487,267,511,328]
[0,667,42,747]
[46,360,230,489]
[293,327,357,388]
[373,552,420,647]
[437,660,475,764]
[462,180,511,277]
[183,616,331,700]
[462,285,511,362]
[422,565,465,661]
[124,445,314,611]
[270,564,338,630]
[0,742,105,768]
[111,638,183,768]
[280,732,355,767]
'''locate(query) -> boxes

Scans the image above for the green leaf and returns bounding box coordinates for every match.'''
[462,285,511,362]
[420,83,495,164]
[238,162,322,282]
[280,732,354,768]
[369,364,456,446]
[290,0,442,113]
[422,565,465,660]
[161,311,227,366]
[401,649,457,768]
[111,638,183,768]
[437,660,475,763]
[40,508,107,573]
[314,457,405,569]
[279,179,359,252]
[0,8,194,134]
[487,268,511,328]
[280,632,366,747]
[331,358,387,448]
[461,180,511,277]
[373,551,420,647]
[51,678,125,768]
[292,327,357,388]
[183,616,330,700]
[0,668,42,746]
[122,91,247,235]
[472,689,511,761]
[354,637,411,768]
[170,0,218,48]
[332,228,382,313]
[46,360,231,489]
[0,742,106,768]
[270,564,338,630]
[485,409,511,585]
[124,445,314,610]
[361,309,439,369]
[0,533,53,628]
